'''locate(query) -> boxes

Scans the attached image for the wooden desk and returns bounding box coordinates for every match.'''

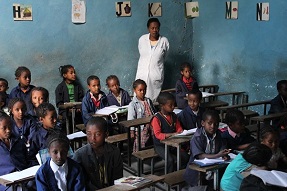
[161,84,218,94]
[250,112,287,140]
[161,136,191,174]
[58,102,82,134]
[201,100,229,109]
[189,163,228,191]
[215,100,271,122]
[208,91,245,105]
[97,174,164,191]
[119,116,153,166]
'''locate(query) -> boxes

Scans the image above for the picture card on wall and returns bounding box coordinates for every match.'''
[185,2,199,18]
[148,3,162,17]
[13,4,32,21]
[116,1,131,17]
[257,3,269,21]
[72,0,86,23]
[226,1,238,19]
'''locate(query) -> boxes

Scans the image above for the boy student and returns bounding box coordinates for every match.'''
[221,109,255,151]
[29,103,59,165]
[82,75,108,125]
[178,89,205,130]
[183,110,230,187]
[73,117,123,190]
[269,80,287,128]
[0,78,9,106]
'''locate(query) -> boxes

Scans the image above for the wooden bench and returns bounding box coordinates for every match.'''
[162,169,186,191]
[132,148,159,176]
[106,133,128,148]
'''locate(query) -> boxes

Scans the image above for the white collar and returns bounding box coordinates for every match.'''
[50,159,68,174]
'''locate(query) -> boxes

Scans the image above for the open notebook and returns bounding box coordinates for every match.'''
[251,169,287,187]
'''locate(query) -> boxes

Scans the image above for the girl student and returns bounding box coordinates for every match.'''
[8,98,37,143]
[106,75,131,107]
[175,62,199,109]
[0,111,30,191]
[36,130,86,191]
[29,87,49,118]
[150,92,189,173]
[9,66,35,113]
[128,79,156,152]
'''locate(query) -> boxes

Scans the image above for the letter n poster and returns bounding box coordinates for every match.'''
[257,3,269,21]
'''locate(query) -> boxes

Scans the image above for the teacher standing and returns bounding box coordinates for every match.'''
[135,18,169,102]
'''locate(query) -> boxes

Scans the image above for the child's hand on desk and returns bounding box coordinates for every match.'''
[218,149,231,157]
[222,154,231,161]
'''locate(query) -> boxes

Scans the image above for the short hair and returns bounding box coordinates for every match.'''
[242,142,272,166]
[225,109,245,125]
[147,18,161,28]
[157,92,175,105]
[106,75,120,86]
[0,110,10,122]
[46,130,70,150]
[87,75,100,85]
[132,79,147,90]
[0,78,8,87]
[58,65,74,77]
[36,103,56,118]
[15,66,30,78]
[180,62,193,72]
[31,87,49,102]
[260,125,280,141]
[277,80,287,91]
[202,110,220,123]
[8,98,26,114]
[86,116,108,132]
[188,89,202,101]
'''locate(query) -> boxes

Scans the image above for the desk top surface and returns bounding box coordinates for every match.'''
[161,136,191,147]
[250,112,287,122]
[58,102,82,109]
[212,91,245,97]
[215,100,271,110]
[119,116,153,128]
[189,163,228,172]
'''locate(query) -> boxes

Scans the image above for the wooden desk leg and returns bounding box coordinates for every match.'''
[214,170,219,191]
[127,127,131,166]
[220,110,224,122]
[164,144,168,174]
[257,121,261,141]
[177,145,181,171]
[137,126,141,151]
[65,108,70,134]
[71,108,76,133]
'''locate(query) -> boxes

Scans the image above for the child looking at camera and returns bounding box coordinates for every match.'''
[184,110,230,187]
[36,130,86,191]
[28,87,49,118]
[151,92,189,173]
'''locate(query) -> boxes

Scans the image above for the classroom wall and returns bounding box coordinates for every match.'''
[0,0,192,105]
[193,0,287,110]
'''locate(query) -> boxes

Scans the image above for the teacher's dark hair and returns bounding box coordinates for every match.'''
[147,18,161,28]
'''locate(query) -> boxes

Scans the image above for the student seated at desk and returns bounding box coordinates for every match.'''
[128,79,156,152]
[260,126,287,170]
[175,62,199,109]
[0,78,9,113]
[221,109,255,151]
[82,75,108,125]
[28,87,49,119]
[0,111,30,191]
[55,65,84,128]
[0,92,9,115]
[73,117,123,190]
[151,92,189,173]
[36,131,86,191]
[183,110,230,187]
[178,89,205,130]
[221,143,272,191]
[29,103,61,165]
[268,80,287,128]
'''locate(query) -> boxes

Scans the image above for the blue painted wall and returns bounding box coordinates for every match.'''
[193,0,287,112]
[0,0,192,105]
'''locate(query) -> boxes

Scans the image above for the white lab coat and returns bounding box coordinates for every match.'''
[135,33,169,102]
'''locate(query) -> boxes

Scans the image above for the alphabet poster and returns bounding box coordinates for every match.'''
[72,0,86,23]
[185,2,199,18]
[115,1,131,17]
[257,3,269,21]
[226,1,238,19]
[13,4,32,21]
[148,3,162,17]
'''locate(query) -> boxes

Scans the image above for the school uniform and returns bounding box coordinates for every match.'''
[81,90,108,125]
[36,157,86,191]
[9,84,35,113]
[175,77,199,109]
[221,127,255,150]
[55,80,84,116]
[151,112,189,173]
[268,94,287,128]
[177,106,205,130]
[0,135,29,191]
[183,127,226,186]
[11,115,37,141]
[128,96,156,151]
[73,143,123,190]
[106,88,131,107]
